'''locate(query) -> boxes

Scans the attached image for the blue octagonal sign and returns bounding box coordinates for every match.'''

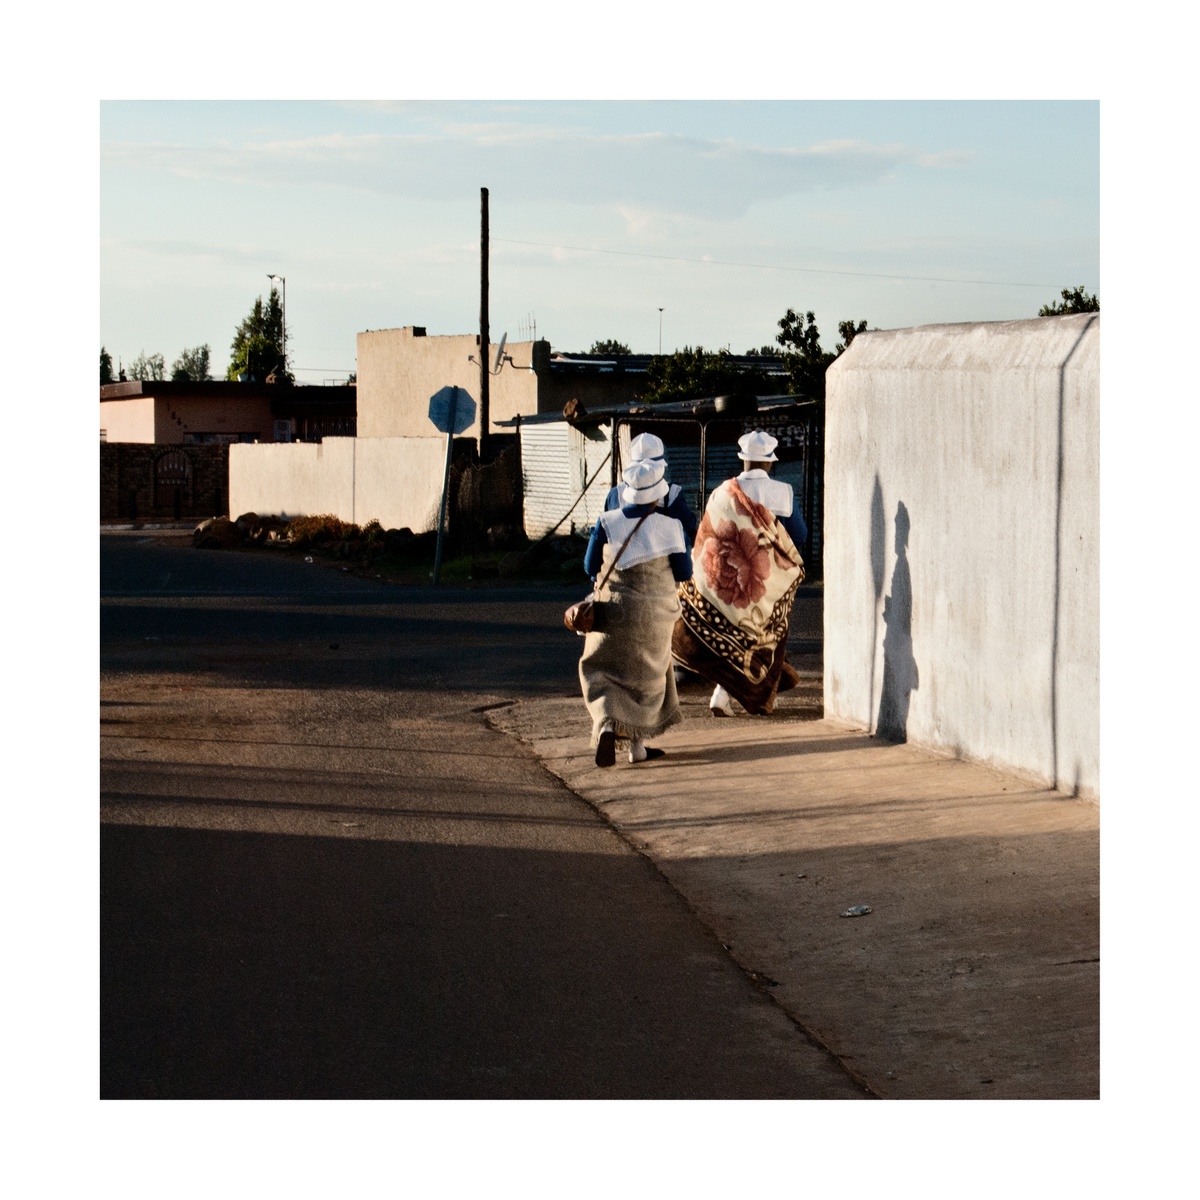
[428,385,476,435]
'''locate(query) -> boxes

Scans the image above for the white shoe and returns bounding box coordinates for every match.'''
[628,742,665,764]
[709,685,734,718]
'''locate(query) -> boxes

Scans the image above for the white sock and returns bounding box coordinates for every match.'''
[628,737,647,763]
[710,684,731,709]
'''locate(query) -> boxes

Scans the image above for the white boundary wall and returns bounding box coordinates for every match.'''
[823,315,1099,797]
[229,436,446,532]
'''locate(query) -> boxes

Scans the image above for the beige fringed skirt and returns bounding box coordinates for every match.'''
[578,556,683,747]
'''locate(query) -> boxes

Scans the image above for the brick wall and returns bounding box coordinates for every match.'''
[101,443,230,521]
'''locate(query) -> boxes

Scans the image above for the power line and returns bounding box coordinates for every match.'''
[494,237,1058,290]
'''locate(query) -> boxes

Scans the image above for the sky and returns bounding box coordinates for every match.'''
[99,99,1098,384]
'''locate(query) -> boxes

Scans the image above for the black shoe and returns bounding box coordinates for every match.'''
[634,746,666,763]
[595,728,616,768]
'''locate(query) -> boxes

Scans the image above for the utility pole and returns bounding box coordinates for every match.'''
[658,307,664,355]
[479,187,490,463]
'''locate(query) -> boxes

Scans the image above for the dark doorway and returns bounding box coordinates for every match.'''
[155,450,191,516]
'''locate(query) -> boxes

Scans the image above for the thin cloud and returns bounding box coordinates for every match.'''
[104,235,286,265]
[917,148,975,168]
[102,127,965,220]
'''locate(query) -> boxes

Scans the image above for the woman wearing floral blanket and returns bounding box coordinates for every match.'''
[672,430,807,717]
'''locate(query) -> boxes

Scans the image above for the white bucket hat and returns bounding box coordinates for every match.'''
[629,431,666,462]
[620,458,669,505]
[737,429,779,463]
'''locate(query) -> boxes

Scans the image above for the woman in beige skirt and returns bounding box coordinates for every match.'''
[578,458,694,767]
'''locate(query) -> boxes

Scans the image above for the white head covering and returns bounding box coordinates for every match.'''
[737,429,779,463]
[620,458,669,505]
[629,431,666,462]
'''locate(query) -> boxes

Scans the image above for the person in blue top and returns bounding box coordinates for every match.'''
[579,458,693,768]
[604,431,699,546]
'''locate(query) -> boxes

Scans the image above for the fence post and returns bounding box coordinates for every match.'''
[432,387,459,585]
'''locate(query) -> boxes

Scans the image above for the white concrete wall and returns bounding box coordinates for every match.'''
[352,436,447,532]
[229,436,447,532]
[823,314,1099,797]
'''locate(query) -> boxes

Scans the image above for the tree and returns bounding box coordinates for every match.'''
[835,319,869,353]
[1039,285,1099,316]
[128,350,165,382]
[172,344,212,382]
[775,309,832,399]
[100,347,114,384]
[641,346,768,405]
[640,312,872,405]
[589,338,631,355]
[227,287,290,382]
[774,309,870,399]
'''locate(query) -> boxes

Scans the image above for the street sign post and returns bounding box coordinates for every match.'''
[428,386,477,584]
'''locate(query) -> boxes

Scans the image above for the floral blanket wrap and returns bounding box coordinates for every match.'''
[672,479,805,713]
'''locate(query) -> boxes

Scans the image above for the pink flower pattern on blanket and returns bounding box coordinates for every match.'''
[730,482,774,529]
[700,519,771,608]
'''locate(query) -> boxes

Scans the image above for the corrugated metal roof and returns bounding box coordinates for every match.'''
[497,393,818,428]
[547,352,791,378]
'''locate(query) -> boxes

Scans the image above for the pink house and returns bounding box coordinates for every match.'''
[99,380,355,445]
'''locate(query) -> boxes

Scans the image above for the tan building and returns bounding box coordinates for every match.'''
[223,326,789,534]
[100,381,356,445]
[355,327,646,439]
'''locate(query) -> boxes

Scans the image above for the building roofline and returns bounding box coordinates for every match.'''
[101,380,355,401]
[496,393,818,427]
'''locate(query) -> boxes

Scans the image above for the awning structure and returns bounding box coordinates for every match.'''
[495,392,813,428]
[495,392,820,498]
[498,392,825,574]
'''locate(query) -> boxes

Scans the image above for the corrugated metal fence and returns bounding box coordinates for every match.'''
[521,422,613,538]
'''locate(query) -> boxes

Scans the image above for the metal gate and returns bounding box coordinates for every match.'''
[154,450,191,517]
[613,402,824,578]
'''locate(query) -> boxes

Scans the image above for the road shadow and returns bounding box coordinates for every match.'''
[101,824,865,1100]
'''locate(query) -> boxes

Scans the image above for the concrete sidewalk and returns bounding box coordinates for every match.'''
[490,679,1099,1100]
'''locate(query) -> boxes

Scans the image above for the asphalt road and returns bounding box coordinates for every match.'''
[101,532,854,1099]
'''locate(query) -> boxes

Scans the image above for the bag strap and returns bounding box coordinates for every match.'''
[595,509,654,593]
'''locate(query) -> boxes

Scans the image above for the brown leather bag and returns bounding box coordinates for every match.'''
[563,594,599,634]
[564,511,653,634]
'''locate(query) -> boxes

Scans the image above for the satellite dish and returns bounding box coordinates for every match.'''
[493,332,508,372]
